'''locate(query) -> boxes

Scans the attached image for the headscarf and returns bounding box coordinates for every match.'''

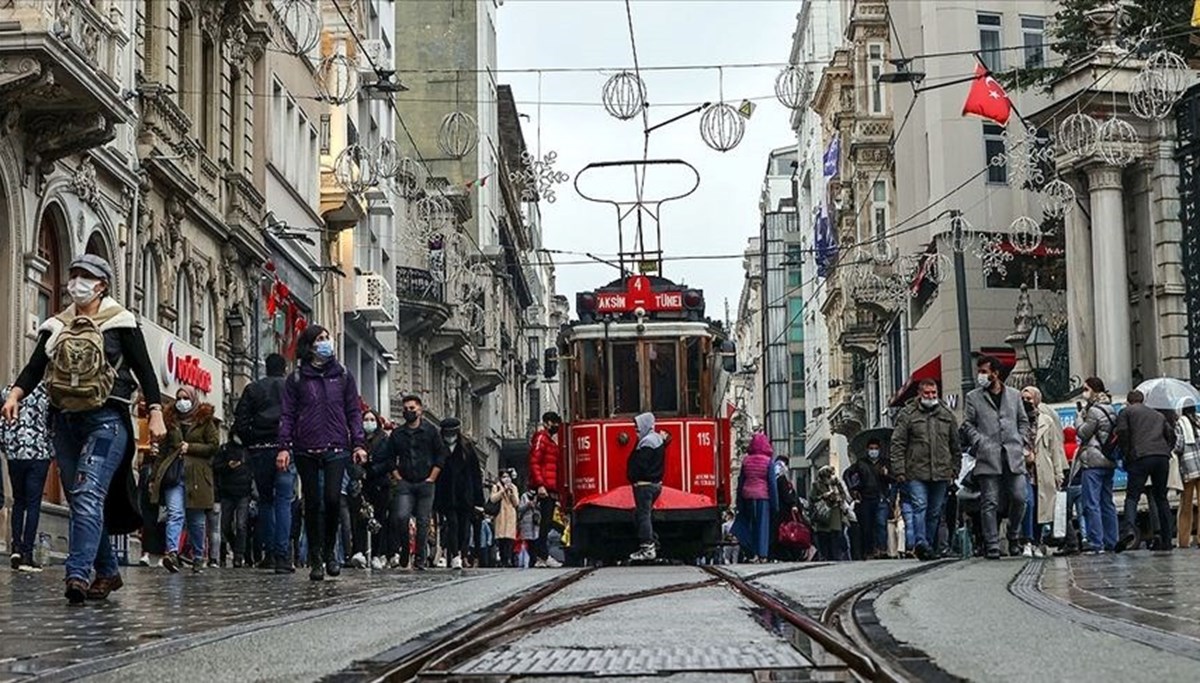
[748,432,773,457]
[176,386,199,418]
[635,412,663,450]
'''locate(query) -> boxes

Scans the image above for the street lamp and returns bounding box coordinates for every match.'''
[1025,316,1056,372]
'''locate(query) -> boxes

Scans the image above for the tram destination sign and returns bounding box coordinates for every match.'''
[594,276,684,313]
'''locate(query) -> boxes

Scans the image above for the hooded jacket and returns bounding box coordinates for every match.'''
[234,374,285,448]
[1075,393,1117,470]
[740,434,774,500]
[627,412,666,484]
[277,360,365,454]
[528,427,561,490]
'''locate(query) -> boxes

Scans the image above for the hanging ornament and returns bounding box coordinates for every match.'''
[509,150,570,203]
[879,273,910,306]
[974,234,1013,278]
[1057,113,1099,158]
[602,71,647,121]
[947,213,977,254]
[700,103,745,152]
[1144,50,1190,101]
[332,144,379,194]
[437,111,479,159]
[374,139,404,180]
[315,53,359,105]
[274,0,322,56]
[919,253,953,286]
[1040,179,1075,219]
[414,194,454,236]
[991,125,1053,188]
[870,238,898,266]
[1095,117,1139,167]
[397,157,422,199]
[456,301,486,336]
[774,64,807,110]
[1009,216,1044,254]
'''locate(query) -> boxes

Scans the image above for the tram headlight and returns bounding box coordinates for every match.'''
[684,290,703,308]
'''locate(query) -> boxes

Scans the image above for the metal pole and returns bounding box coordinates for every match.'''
[951,210,974,399]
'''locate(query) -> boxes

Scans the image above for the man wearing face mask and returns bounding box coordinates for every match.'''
[962,355,1031,560]
[376,395,447,570]
[528,412,563,568]
[4,254,166,603]
[845,438,891,560]
[890,379,960,560]
[433,417,484,570]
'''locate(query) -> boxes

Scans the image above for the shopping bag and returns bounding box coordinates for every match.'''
[887,500,905,558]
[1051,490,1068,540]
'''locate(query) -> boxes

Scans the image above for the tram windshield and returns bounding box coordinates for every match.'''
[570,336,712,420]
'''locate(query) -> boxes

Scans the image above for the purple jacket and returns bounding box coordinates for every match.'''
[277,361,365,453]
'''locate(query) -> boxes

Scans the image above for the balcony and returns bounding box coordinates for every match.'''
[354,272,397,328]
[0,0,134,161]
[395,266,449,336]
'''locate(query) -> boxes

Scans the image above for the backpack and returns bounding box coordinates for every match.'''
[46,315,115,412]
[1097,407,1121,463]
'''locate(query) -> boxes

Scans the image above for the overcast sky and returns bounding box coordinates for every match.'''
[497,0,801,321]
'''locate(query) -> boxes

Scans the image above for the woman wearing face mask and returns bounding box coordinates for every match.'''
[1072,377,1119,553]
[844,439,890,560]
[1021,386,1067,557]
[152,387,219,573]
[346,409,385,569]
[3,255,166,603]
[276,325,368,580]
[434,417,484,570]
[489,471,521,567]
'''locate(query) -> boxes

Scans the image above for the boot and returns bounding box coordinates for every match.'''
[274,554,295,575]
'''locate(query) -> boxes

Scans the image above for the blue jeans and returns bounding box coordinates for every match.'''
[249,448,296,560]
[857,497,883,558]
[1081,468,1118,551]
[392,480,435,564]
[904,480,949,551]
[52,407,129,581]
[7,459,51,556]
[162,482,207,559]
[1022,478,1036,541]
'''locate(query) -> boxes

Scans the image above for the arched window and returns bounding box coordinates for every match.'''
[35,209,66,320]
[141,253,160,321]
[85,231,109,259]
[201,290,215,354]
[175,270,192,337]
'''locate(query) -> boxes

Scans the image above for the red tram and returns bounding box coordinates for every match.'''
[555,273,736,562]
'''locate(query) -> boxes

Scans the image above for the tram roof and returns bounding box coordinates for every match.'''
[563,321,718,341]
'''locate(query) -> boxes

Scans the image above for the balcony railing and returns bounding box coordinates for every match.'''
[395,266,444,304]
[354,272,397,324]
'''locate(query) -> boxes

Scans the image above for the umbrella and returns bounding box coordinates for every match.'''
[1134,377,1200,411]
[848,427,892,463]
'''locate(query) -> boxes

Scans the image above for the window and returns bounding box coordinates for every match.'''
[202,291,215,354]
[791,353,806,399]
[684,337,706,416]
[36,211,65,322]
[141,254,159,320]
[648,342,678,414]
[271,80,284,167]
[788,297,804,343]
[786,244,802,287]
[978,13,1003,73]
[872,180,888,239]
[610,342,641,415]
[985,226,1067,290]
[1022,16,1045,68]
[867,43,885,114]
[230,69,244,171]
[984,123,1007,184]
[178,5,195,117]
[175,270,192,337]
[201,36,215,153]
[791,410,807,439]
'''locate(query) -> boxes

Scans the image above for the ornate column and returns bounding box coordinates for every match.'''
[1064,175,1095,382]
[1087,164,1132,394]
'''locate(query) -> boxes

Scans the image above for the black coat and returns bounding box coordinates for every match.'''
[627,443,666,484]
[435,439,485,512]
[233,375,285,447]
[214,443,254,500]
[373,419,448,483]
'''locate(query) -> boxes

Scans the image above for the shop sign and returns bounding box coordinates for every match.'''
[138,318,226,420]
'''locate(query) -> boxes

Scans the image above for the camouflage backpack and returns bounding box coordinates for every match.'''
[46,314,115,412]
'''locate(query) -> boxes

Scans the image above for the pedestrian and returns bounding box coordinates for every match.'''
[962,356,1030,559]
[845,438,890,560]
[154,387,218,574]
[1021,386,1067,557]
[434,417,484,570]
[489,470,520,566]
[810,465,847,561]
[1115,389,1177,552]
[375,394,445,571]
[277,325,369,581]
[627,412,666,562]
[2,383,52,572]
[529,411,563,568]
[233,353,295,574]
[1073,377,1120,554]
[517,488,540,568]
[135,401,166,568]
[361,409,391,570]
[4,255,166,602]
[770,454,808,561]
[733,433,776,562]
[214,440,253,568]
[891,379,960,561]
[1173,402,1200,549]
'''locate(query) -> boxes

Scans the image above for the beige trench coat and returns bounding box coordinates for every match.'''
[489,482,520,540]
[1033,403,1068,525]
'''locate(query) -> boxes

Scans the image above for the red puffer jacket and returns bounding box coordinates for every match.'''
[528,429,560,490]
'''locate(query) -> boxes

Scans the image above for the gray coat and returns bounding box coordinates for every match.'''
[963,385,1031,477]
[1074,394,1117,471]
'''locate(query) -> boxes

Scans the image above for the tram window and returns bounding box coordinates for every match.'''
[684,338,704,415]
[581,341,605,418]
[649,342,679,414]
[611,342,642,415]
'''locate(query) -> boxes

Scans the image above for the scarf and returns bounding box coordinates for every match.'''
[1181,415,1197,446]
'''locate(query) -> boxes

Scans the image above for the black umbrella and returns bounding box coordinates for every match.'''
[848,428,893,463]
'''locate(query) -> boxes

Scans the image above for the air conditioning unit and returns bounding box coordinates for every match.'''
[358,38,393,72]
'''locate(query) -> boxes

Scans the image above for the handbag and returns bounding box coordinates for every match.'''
[1051,490,1068,540]
[886,498,905,557]
[778,510,811,548]
[158,456,183,489]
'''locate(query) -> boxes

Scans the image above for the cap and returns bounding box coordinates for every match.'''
[70,254,114,283]
[441,417,461,432]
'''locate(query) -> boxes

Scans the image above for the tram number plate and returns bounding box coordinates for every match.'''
[594,292,683,313]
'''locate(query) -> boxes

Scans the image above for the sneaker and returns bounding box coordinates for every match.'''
[64,578,89,605]
[206,559,219,569]
[163,552,181,574]
[414,562,426,572]
[325,560,341,577]
[350,552,367,569]
[232,556,244,569]
[451,555,463,570]
[371,556,386,570]
[533,559,547,568]
[1022,544,1034,558]
[388,554,403,569]
[434,556,447,569]
[545,557,563,568]
[629,544,657,562]
[138,553,151,567]
[1036,544,1048,558]
[985,548,1001,560]
[191,561,203,574]
[914,544,931,561]
[1115,533,1135,554]
[86,574,123,600]
[17,556,43,573]
[309,563,324,581]
[10,553,21,570]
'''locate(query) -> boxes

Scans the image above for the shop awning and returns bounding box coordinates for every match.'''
[889,356,942,408]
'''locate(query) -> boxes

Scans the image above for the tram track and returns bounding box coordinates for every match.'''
[333,560,954,682]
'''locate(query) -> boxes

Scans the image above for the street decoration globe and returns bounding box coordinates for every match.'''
[275,0,321,56]
[774,65,806,110]
[1145,50,1190,100]
[1009,215,1043,254]
[374,139,403,180]
[437,111,479,159]
[414,194,454,236]
[1040,179,1075,219]
[699,103,745,152]
[332,144,379,195]
[1058,113,1099,158]
[316,53,358,105]
[1130,69,1177,121]
[602,71,647,121]
[1095,117,1139,167]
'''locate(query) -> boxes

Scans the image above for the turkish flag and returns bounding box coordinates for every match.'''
[961,64,1012,125]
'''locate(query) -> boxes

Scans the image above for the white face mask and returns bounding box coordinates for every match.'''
[920,398,940,409]
[67,277,101,306]
[867,449,880,460]
[175,398,194,414]
[976,373,991,389]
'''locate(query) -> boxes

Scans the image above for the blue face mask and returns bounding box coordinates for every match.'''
[314,339,335,360]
